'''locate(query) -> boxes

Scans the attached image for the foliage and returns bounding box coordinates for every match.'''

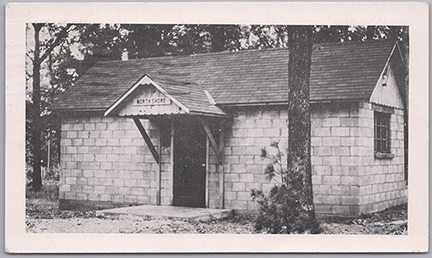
[122,24,243,57]
[26,181,59,202]
[26,23,77,190]
[251,142,321,234]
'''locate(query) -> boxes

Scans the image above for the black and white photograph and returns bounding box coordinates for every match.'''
[5,2,428,253]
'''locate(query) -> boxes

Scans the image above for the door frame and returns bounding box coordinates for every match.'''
[205,135,209,207]
[170,118,209,208]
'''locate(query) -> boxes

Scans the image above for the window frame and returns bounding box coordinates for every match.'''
[374,109,394,159]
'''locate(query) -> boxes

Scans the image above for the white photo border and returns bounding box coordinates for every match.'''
[5,2,429,253]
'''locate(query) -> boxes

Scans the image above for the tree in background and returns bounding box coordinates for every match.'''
[27,23,73,190]
[76,24,124,74]
[122,24,242,57]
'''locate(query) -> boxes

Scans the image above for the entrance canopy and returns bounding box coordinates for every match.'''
[104,74,226,118]
[103,74,226,207]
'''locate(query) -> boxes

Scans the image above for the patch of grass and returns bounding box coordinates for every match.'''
[26,180,60,218]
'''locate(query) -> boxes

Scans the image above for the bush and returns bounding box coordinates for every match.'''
[251,141,321,234]
[26,182,59,201]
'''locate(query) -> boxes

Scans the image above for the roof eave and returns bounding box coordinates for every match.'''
[188,110,228,118]
[52,108,106,113]
[217,99,367,107]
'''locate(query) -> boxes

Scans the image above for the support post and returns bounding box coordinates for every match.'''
[219,122,225,209]
[169,119,175,205]
[133,118,159,164]
[205,136,209,208]
[156,122,162,205]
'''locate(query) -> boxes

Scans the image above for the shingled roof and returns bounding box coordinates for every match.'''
[53,40,397,111]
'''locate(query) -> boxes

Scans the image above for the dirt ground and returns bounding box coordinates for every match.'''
[26,182,407,234]
[26,202,407,234]
[26,203,256,234]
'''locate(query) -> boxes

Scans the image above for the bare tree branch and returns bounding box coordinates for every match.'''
[26,52,34,62]
[39,24,73,63]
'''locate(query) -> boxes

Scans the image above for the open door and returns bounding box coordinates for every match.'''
[173,118,206,207]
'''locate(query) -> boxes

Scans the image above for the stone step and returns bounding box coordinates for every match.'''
[95,205,233,222]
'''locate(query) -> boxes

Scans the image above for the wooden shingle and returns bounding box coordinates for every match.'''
[53,40,396,111]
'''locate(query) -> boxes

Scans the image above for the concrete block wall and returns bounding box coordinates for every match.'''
[311,102,407,216]
[311,103,363,216]
[59,103,406,215]
[210,106,288,210]
[357,102,407,214]
[59,115,166,209]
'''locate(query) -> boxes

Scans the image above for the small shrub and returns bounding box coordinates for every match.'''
[251,141,321,234]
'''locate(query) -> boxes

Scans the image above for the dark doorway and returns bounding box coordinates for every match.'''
[173,117,206,208]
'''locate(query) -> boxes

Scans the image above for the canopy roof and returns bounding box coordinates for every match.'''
[104,74,227,117]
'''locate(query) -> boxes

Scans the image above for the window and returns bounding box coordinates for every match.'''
[374,111,393,158]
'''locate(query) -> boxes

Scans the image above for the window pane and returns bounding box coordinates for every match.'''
[374,111,391,154]
[376,126,380,139]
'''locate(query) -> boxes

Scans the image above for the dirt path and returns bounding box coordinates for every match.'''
[26,215,256,234]
[26,214,407,234]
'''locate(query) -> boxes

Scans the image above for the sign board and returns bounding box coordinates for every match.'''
[134,97,171,106]
[116,84,185,116]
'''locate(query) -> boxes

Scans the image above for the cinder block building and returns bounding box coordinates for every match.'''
[54,40,407,216]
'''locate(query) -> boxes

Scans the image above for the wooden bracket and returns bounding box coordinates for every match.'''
[133,118,160,164]
[198,117,222,164]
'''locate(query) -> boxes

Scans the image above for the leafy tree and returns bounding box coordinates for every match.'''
[205,25,242,52]
[313,25,407,43]
[77,24,124,74]
[27,23,73,190]
[26,23,125,185]
[121,24,242,58]
[120,24,173,59]
[245,25,287,49]
[168,25,211,55]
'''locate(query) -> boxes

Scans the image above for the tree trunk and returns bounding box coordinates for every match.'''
[287,26,319,231]
[31,23,43,191]
[366,26,375,40]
